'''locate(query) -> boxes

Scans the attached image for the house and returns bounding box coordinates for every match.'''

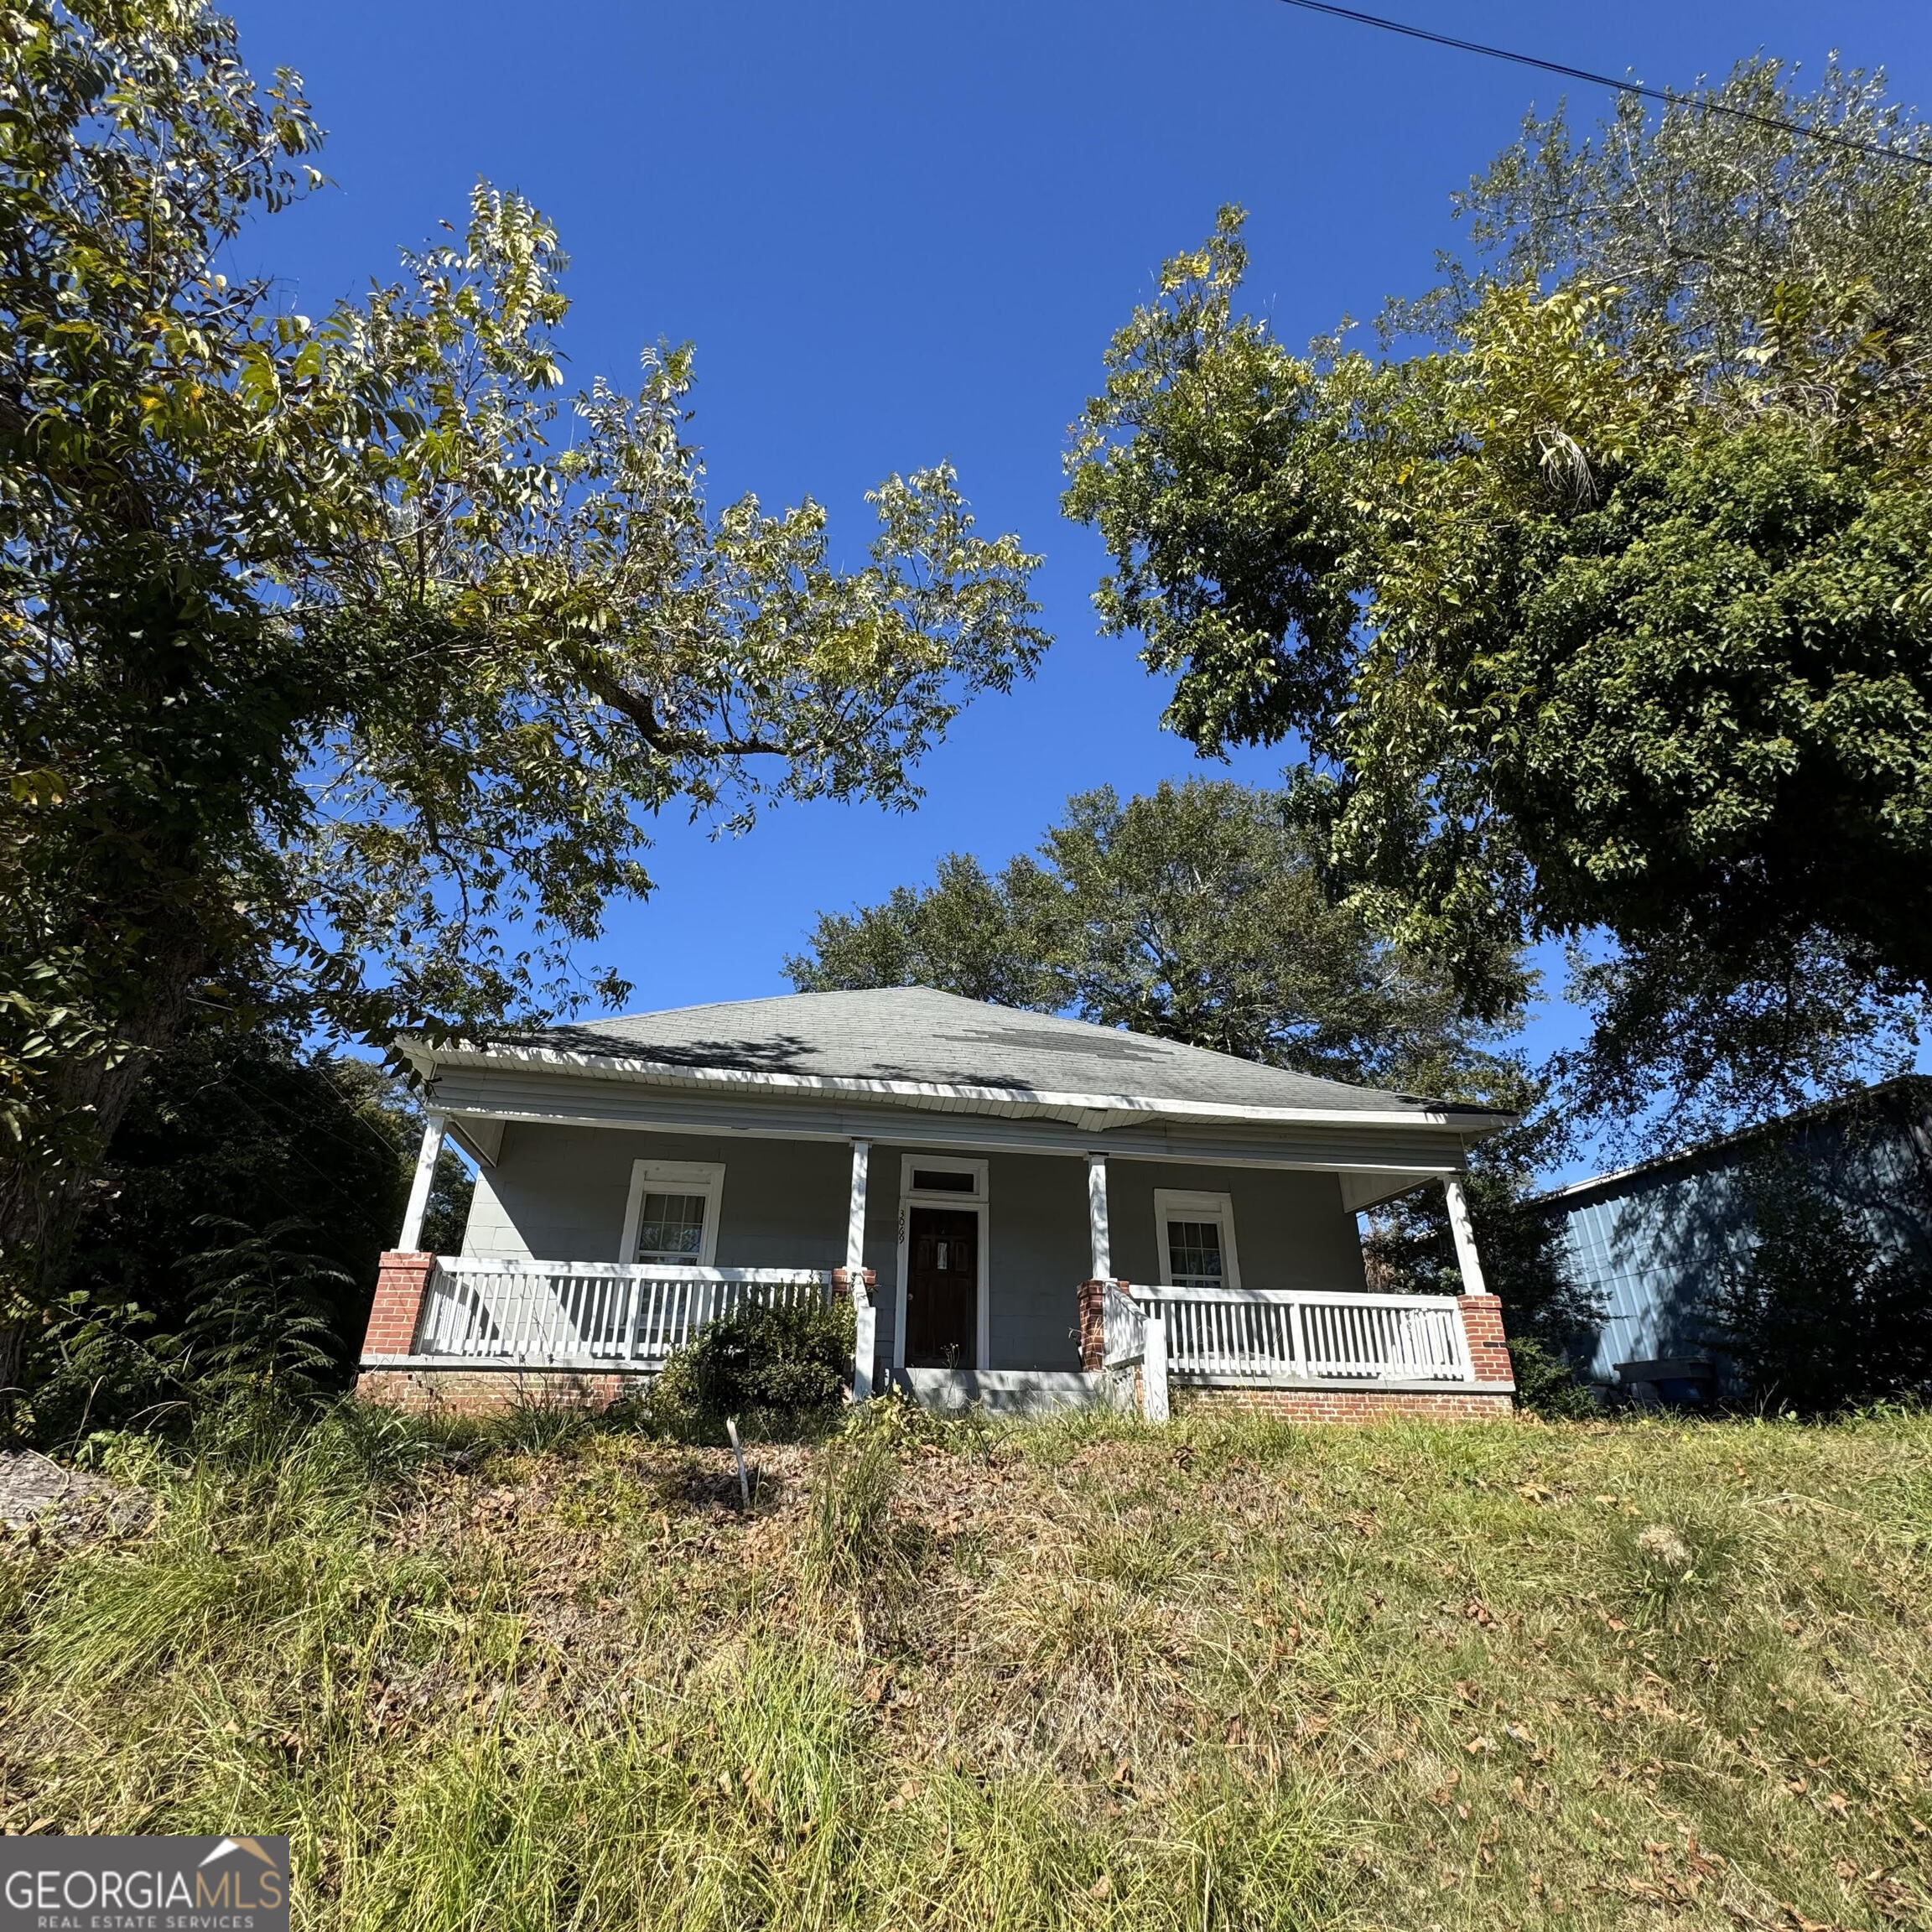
[356,988,1519,1420]
[1538,1077,1932,1402]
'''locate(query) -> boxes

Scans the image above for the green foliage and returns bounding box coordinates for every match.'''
[0,0,1043,1291]
[647,1298,854,1443]
[791,778,1528,1099]
[13,1020,472,1444]
[10,1020,467,1444]
[176,1218,345,1403]
[18,1291,181,1448]
[1066,60,1932,1134]
[838,1383,990,1461]
[1710,1156,1932,1414]
[787,851,1059,1009]
[1503,1334,1601,1420]
[21,1212,349,1452]
[1550,927,1930,1157]
[62,1026,413,1316]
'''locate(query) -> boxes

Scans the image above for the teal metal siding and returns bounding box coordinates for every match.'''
[1546,1082,1932,1388]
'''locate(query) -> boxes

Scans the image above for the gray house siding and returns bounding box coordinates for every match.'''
[1109,1163,1368,1298]
[983,1151,1090,1370]
[455,1124,1373,1373]
[464,1123,856,1270]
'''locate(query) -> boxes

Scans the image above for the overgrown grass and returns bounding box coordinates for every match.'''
[3,1400,1929,1929]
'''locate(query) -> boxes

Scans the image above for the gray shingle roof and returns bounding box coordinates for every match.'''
[517,987,1494,1119]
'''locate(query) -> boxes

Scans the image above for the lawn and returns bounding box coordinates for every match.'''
[3,1400,1929,1930]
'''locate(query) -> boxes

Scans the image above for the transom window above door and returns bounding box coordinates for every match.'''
[621,1160,724,1266]
[901,1156,988,1202]
[1154,1188,1241,1290]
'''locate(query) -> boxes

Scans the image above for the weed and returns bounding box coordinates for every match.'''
[842,1384,992,1461]
[803,1428,903,1602]
[491,1381,593,1457]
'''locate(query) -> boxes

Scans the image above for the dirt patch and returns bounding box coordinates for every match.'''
[0,1450,147,1548]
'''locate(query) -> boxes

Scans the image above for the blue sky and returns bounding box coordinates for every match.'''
[231,0,1930,1168]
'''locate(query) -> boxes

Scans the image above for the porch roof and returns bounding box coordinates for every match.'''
[407,988,1513,1138]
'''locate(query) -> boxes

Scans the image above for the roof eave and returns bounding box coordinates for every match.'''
[410,1037,1518,1136]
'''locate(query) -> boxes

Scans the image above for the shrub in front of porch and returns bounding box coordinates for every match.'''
[643,1298,855,1443]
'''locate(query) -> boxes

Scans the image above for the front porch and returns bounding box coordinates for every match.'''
[358,1253,1510,1419]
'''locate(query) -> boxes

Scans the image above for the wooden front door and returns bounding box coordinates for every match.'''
[906,1206,978,1368]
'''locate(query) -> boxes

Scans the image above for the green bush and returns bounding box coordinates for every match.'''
[1507,1335,1601,1419]
[646,1297,854,1442]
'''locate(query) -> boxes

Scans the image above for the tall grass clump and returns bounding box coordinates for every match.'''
[14,1396,454,1701]
[347,1644,874,1930]
[804,1420,907,1609]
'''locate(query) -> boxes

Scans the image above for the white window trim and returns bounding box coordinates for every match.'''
[893,1156,990,1372]
[621,1159,725,1266]
[1154,1187,1242,1289]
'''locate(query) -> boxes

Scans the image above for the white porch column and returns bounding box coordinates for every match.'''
[847,1139,875,1401]
[1442,1173,1489,1298]
[1085,1152,1111,1280]
[397,1111,448,1253]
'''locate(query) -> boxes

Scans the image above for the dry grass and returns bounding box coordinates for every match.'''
[2,1400,1929,1929]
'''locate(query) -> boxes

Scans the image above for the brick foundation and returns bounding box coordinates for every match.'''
[1176,1385,1515,1422]
[356,1366,644,1415]
[361,1251,436,1358]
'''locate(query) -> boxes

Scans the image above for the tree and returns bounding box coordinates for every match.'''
[18,1017,449,1441]
[1065,60,1932,1145]
[787,850,1062,1012]
[1,2,1043,1292]
[789,778,1528,1099]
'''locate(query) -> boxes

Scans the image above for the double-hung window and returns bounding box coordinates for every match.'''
[621,1161,724,1266]
[1154,1188,1241,1291]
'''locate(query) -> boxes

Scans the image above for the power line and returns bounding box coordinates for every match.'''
[1270,0,1932,172]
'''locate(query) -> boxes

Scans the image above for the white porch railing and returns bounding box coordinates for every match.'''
[413,1259,834,1368]
[1100,1280,1146,1369]
[1135,1288,1474,1384]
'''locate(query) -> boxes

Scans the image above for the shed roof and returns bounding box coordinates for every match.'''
[1531,1074,1932,1213]
[439,987,1509,1130]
